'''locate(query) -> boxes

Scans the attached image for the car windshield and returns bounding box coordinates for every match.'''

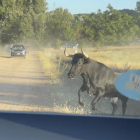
[0,0,140,119]
[65,43,77,46]
[12,45,24,50]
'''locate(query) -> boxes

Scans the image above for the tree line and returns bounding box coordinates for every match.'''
[1,0,140,48]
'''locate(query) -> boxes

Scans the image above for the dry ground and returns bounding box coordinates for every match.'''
[0,51,87,114]
[0,47,140,117]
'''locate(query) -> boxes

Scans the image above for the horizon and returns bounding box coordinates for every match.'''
[46,0,139,14]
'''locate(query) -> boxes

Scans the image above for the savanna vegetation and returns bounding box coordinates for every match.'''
[1,0,140,47]
[1,0,140,81]
[43,46,140,72]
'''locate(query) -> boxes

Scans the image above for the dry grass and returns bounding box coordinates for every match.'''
[40,45,140,73]
[88,48,140,71]
[38,50,68,84]
[0,102,88,115]
[56,45,140,71]
[54,102,90,115]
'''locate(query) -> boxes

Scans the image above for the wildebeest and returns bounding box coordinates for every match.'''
[64,47,130,116]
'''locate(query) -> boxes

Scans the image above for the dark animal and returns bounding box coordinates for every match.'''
[64,47,130,116]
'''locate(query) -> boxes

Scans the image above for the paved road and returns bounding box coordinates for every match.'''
[0,50,140,117]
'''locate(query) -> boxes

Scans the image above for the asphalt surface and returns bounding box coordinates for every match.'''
[0,48,140,117]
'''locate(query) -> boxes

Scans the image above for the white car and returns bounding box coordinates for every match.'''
[61,42,78,53]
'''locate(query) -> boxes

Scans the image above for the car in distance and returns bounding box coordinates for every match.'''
[10,44,26,58]
[61,42,78,49]
[61,42,78,53]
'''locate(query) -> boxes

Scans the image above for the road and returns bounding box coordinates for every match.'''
[0,50,87,113]
[0,50,140,117]
[0,52,53,111]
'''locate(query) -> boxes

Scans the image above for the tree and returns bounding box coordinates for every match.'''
[0,0,48,46]
[119,9,139,18]
[32,0,47,14]
[20,14,34,42]
[0,0,21,43]
[44,8,76,47]
[32,12,46,44]
[81,4,140,46]
[0,1,140,47]
[136,0,140,13]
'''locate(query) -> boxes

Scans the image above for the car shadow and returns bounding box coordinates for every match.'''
[0,56,11,58]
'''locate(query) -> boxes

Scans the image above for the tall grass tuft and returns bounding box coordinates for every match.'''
[54,102,90,115]
[38,50,68,84]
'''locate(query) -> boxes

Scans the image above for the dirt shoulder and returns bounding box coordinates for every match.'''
[0,52,51,112]
[0,52,89,115]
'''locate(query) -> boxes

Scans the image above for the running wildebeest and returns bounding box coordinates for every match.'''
[64,47,131,115]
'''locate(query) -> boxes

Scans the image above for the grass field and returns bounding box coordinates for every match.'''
[38,45,140,85]
[39,45,140,79]
[88,50,139,71]
[56,45,140,72]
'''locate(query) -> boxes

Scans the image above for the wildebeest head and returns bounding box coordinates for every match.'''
[64,47,90,79]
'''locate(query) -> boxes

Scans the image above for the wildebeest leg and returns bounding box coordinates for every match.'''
[110,97,118,115]
[120,96,128,116]
[78,85,87,106]
[91,91,103,110]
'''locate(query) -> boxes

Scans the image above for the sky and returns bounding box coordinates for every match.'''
[46,0,138,14]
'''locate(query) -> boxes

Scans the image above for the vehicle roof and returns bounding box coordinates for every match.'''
[12,44,24,46]
[65,42,78,44]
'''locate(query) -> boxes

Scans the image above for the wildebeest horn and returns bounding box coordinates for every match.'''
[64,47,73,58]
[124,65,131,72]
[81,47,89,58]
